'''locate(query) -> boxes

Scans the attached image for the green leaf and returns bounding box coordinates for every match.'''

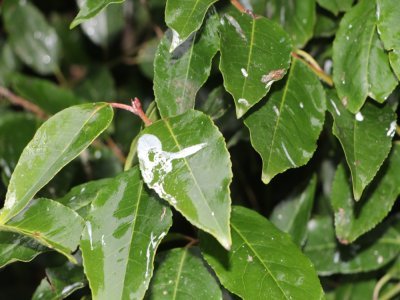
[0,103,114,223]
[146,247,222,299]
[0,231,47,268]
[11,74,85,114]
[2,0,61,75]
[137,110,232,249]
[331,144,400,243]
[200,206,324,299]
[79,2,124,47]
[270,175,317,246]
[326,279,375,300]
[197,86,232,120]
[304,216,400,275]
[317,0,353,15]
[154,11,219,118]
[75,67,116,101]
[327,91,396,200]
[376,0,400,80]
[3,198,85,262]
[219,8,292,118]
[0,113,39,182]
[165,0,218,51]
[314,14,338,38]
[244,58,326,184]
[265,0,316,48]
[0,43,21,86]
[71,0,125,29]
[81,168,172,300]
[332,0,398,113]
[137,38,160,80]
[32,262,86,300]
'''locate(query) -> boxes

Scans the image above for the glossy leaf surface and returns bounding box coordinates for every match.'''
[12,74,85,114]
[2,0,61,75]
[154,11,219,118]
[316,0,353,15]
[71,0,125,28]
[147,248,222,299]
[165,0,217,50]
[0,231,47,268]
[245,58,326,184]
[219,8,292,117]
[81,168,172,300]
[265,0,316,47]
[270,175,316,246]
[331,145,400,243]
[0,103,114,223]
[327,91,396,200]
[4,198,84,262]
[200,206,324,300]
[32,262,86,300]
[376,0,400,79]
[137,110,232,249]
[333,0,398,113]
[304,217,400,275]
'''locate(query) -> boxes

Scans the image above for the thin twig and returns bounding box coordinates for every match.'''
[373,274,391,300]
[110,97,153,127]
[291,51,334,87]
[0,86,48,119]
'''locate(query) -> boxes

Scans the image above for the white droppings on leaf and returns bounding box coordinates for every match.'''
[3,190,16,210]
[355,112,364,122]
[299,102,304,109]
[170,29,182,53]
[86,221,93,251]
[281,142,296,167]
[333,251,340,263]
[224,14,247,40]
[145,231,167,278]
[138,134,207,205]
[273,105,280,116]
[247,255,253,262]
[241,68,248,77]
[330,99,341,116]
[377,256,384,264]
[238,98,249,107]
[307,219,317,230]
[387,121,396,137]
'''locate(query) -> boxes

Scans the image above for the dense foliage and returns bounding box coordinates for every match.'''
[0,0,400,299]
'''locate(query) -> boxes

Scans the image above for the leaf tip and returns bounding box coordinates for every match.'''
[261,172,272,185]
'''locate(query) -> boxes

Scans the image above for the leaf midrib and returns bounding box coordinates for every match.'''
[240,18,256,100]
[172,249,188,300]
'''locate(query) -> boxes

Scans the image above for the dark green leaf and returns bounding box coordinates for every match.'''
[200,206,324,300]
[137,110,232,249]
[81,168,172,299]
[75,68,116,101]
[326,279,375,300]
[0,103,114,223]
[0,231,47,268]
[270,175,317,246]
[317,0,353,15]
[79,2,124,47]
[314,14,338,38]
[32,262,86,300]
[3,198,84,262]
[197,86,232,120]
[245,58,326,184]
[304,216,400,275]
[11,74,85,114]
[333,0,398,113]
[219,8,292,117]
[265,0,316,47]
[71,0,125,28]
[0,43,21,86]
[376,0,400,80]
[2,0,61,75]
[327,91,396,200]
[331,144,400,243]
[137,38,160,80]
[146,247,222,299]
[154,11,219,118]
[165,0,217,50]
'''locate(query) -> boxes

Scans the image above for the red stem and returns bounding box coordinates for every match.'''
[110,97,152,127]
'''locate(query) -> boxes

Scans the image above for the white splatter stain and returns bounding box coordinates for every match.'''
[138,134,207,205]
[224,14,247,40]
[241,68,248,77]
[330,99,341,116]
[170,29,182,53]
[387,121,396,137]
[3,190,16,210]
[281,142,296,166]
[355,112,364,122]
[145,232,167,278]
[86,221,93,251]
[238,98,249,106]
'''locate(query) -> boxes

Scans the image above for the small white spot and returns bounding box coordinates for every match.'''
[241,68,248,77]
[211,211,215,216]
[346,36,349,41]
[299,102,304,109]
[101,234,106,246]
[377,256,384,264]
[333,251,340,263]
[355,112,364,122]
[307,219,317,230]
[387,121,396,137]
[163,291,168,295]
[247,255,253,262]
[86,221,93,251]
[281,142,296,167]
[238,98,249,106]
[273,105,280,116]
[330,99,341,116]
[348,24,353,29]
[224,14,246,40]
